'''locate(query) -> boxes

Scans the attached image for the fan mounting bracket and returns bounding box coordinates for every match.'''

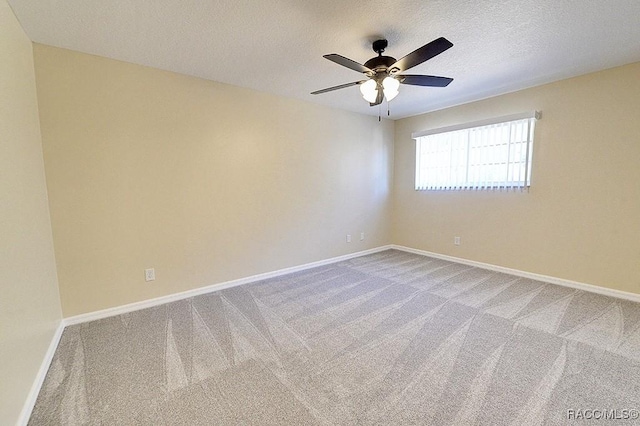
[372,39,388,55]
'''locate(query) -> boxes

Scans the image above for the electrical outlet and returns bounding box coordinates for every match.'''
[346,234,351,243]
[454,236,461,246]
[360,232,365,241]
[145,268,155,282]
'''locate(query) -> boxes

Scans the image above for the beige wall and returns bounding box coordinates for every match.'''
[25,31,640,325]
[393,62,640,294]
[34,44,394,317]
[0,2,63,424]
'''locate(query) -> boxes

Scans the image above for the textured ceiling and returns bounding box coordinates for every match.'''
[8,0,640,119]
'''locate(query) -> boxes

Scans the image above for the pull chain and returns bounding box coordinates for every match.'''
[377,100,391,122]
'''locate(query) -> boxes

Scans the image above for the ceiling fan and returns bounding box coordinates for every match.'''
[311,37,454,106]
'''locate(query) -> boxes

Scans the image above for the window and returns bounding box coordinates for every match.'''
[413,112,540,191]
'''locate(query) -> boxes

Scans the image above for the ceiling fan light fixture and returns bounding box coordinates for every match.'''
[360,79,378,103]
[382,76,400,101]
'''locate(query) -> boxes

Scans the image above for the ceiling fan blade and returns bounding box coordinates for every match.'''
[324,54,373,74]
[390,37,453,72]
[310,80,367,95]
[399,75,453,87]
[369,87,384,106]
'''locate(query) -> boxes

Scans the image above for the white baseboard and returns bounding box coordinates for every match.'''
[392,245,640,304]
[17,320,65,426]
[64,245,393,326]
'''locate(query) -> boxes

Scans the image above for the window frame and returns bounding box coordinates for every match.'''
[413,111,540,191]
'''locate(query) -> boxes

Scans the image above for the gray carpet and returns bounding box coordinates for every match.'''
[29,250,640,425]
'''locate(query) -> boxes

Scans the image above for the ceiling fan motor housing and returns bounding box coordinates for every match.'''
[364,56,397,78]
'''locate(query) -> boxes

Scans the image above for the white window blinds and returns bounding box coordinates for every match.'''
[414,112,539,191]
